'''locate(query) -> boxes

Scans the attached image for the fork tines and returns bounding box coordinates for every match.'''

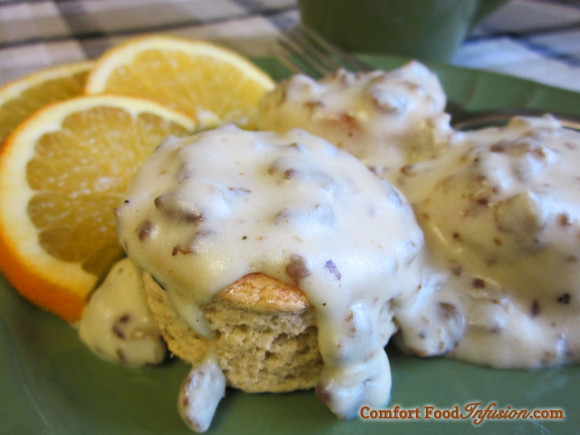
[276,24,371,78]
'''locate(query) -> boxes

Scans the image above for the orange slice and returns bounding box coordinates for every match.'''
[0,95,196,322]
[85,35,275,126]
[0,61,93,145]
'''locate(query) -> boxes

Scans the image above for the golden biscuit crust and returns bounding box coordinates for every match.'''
[217,273,310,312]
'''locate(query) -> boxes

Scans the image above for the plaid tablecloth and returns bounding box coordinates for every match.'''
[1,0,579,92]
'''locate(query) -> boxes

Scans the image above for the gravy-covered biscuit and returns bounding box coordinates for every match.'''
[255,61,454,179]
[116,125,424,431]
[396,116,580,369]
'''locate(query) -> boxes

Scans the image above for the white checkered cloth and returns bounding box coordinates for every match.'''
[1,0,579,92]
[454,0,580,92]
[0,0,298,86]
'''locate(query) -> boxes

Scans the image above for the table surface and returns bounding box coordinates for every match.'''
[0,0,579,92]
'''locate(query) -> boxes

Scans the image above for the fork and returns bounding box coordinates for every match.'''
[275,25,372,78]
[274,25,580,131]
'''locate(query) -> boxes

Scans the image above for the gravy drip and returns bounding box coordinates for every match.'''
[79,257,167,367]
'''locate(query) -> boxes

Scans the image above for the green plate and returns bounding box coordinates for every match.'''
[1,56,579,435]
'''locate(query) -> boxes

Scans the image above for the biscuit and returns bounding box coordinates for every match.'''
[142,272,322,392]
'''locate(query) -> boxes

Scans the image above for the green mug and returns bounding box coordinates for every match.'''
[299,0,508,62]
